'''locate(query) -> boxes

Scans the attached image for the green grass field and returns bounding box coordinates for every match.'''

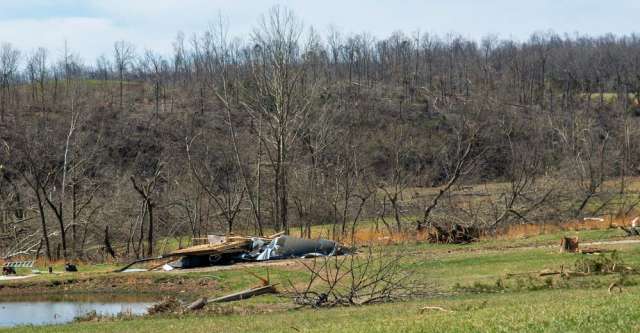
[9,287,640,333]
[2,228,640,332]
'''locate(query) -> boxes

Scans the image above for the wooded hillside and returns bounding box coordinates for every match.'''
[2,8,640,260]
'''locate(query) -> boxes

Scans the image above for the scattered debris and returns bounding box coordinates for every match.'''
[419,306,453,313]
[116,233,347,272]
[251,236,341,261]
[506,252,636,280]
[574,251,632,274]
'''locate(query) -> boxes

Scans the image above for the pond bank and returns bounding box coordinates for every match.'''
[0,293,159,327]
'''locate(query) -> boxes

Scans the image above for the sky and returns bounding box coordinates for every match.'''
[0,0,639,64]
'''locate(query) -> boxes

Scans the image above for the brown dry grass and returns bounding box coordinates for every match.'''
[320,213,640,247]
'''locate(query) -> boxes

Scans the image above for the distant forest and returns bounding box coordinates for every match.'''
[1,7,640,261]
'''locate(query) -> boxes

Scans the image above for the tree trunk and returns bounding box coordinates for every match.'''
[104,225,116,258]
[147,201,154,257]
[35,189,52,260]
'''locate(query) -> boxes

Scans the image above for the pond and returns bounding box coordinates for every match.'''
[0,294,158,327]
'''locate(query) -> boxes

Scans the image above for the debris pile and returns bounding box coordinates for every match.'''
[427,224,480,244]
[117,233,347,272]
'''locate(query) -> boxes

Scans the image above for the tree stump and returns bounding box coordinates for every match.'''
[560,236,579,253]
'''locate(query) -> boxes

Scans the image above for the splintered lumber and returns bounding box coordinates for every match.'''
[115,232,284,273]
[114,241,251,273]
[114,241,250,273]
[167,238,252,256]
[186,284,278,311]
[169,233,284,257]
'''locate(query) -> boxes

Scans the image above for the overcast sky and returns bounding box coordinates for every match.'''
[0,0,638,64]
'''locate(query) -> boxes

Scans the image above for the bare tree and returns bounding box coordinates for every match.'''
[242,6,318,233]
[419,117,481,230]
[0,43,19,124]
[113,41,135,110]
[26,48,48,113]
[186,137,246,233]
[131,164,163,257]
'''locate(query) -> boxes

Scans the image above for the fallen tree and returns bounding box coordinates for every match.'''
[287,247,433,307]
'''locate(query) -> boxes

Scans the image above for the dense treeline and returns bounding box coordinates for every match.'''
[1,8,640,260]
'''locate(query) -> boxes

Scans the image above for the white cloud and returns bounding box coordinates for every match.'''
[0,0,638,64]
[0,17,124,62]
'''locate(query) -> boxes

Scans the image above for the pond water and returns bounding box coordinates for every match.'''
[0,294,157,327]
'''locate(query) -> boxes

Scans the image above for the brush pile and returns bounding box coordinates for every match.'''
[427,223,480,244]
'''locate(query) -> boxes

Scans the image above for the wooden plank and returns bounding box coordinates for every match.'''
[207,284,277,303]
[167,239,252,256]
[186,284,278,311]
